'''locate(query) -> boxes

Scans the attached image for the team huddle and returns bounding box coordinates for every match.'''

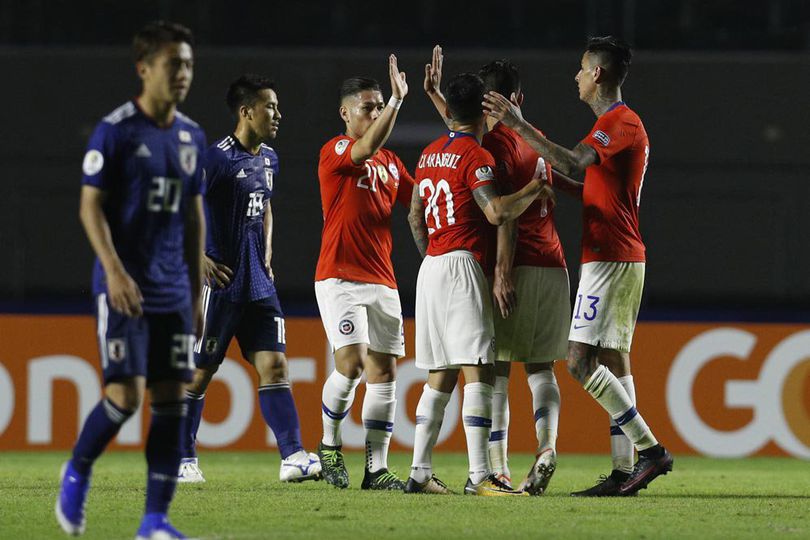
[56,19,673,540]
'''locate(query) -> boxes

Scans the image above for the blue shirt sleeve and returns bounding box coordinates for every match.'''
[81,121,118,189]
[190,129,208,196]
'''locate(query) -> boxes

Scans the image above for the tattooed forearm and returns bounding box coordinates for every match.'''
[513,122,596,176]
[409,190,429,258]
[472,184,498,212]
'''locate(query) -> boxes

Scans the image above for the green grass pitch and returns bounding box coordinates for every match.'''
[1,451,807,539]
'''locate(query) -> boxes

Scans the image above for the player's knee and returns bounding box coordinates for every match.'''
[334,345,365,379]
[105,384,143,412]
[566,353,596,385]
[255,353,288,383]
[188,365,218,393]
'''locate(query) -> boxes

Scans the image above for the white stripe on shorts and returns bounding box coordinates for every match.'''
[96,293,109,369]
[194,284,212,354]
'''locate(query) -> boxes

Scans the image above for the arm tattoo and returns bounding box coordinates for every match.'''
[472,184,498,212]
[408,190,429,258]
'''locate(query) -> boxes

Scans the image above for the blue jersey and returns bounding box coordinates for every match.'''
[81,101,207,312]
[204,135,279,303]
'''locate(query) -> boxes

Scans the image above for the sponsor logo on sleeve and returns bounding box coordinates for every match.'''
[264,157,271,166]
[474,166,494,182]
[592,130,611,147]
[204,337,218,355]
[179,130,192,143]
[82,150,104,176]
[388,163,400,180]
[335,139,349,156]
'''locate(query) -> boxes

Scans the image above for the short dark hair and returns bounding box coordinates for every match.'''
[479,59,521,98]
[339,77,381,104]
[445,73,485,124]
[132,21,194,63]
[225,74,276,114]
[586,35,632,85]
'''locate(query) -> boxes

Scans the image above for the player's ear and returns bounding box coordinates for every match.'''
[444,106,452,120]
[135,60,148,81]
[593,66,603,84]
[239,104,251,120]
[339,105,349,123]
[515,92,525,107]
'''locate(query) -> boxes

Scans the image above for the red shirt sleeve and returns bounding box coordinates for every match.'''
[394,155,415,208]
[465,148,496,192]
[320,136,364,176]
[581,112,634,164]
[485,137,515,195]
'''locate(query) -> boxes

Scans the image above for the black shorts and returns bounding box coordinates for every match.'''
[95,293,194,384]
[194,285,286,368]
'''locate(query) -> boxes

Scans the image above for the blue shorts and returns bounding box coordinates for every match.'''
[194,285,286,368]
[94,293,195,384]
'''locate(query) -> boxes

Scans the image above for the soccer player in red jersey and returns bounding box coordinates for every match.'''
[404,72,551,496]
[484,36,673,496]
[424,47,569,496]
[314,55,414,490]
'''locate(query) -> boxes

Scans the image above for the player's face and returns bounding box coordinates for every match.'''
[575,52,597,103]
[139,41,194,105]
[247,88,281,141]
[340,90,384,138]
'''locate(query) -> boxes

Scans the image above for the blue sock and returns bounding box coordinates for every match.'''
[71,398,133,476]
[145,401,186,515]
[182,390,205,458]
[258,383,303,459]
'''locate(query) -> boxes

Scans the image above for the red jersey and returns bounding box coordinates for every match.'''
[315,135,415,288]
[580,102,649,263]
[483,122,566,270]
[415,132,496,265]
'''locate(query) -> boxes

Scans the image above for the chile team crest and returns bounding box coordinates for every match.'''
[179,144,198,175]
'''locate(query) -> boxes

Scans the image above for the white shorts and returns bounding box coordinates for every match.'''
[314,278,405,357]
[568,261,645,353]
[415,251,495,370]
[494,266,570,363]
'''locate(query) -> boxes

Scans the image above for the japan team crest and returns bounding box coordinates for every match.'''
[107,338,127,362]
[178,144,198,175]
[205,337,218,355]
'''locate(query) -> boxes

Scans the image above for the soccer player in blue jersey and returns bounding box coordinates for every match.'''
[56,21,206,540]
[176,74,321,484]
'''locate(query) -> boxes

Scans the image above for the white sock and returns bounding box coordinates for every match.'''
[585,365,658,451]
[463,382,494,484]
[610,375,636,473]
[488,376,510,477]
[321,370,360,447]
[527,370,560,453]
[362,381,396,473]
[411,384,451,483]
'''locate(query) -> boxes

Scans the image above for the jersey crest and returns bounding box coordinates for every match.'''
[179,145,198,175]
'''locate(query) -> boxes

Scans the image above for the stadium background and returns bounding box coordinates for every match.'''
[0,1,808,459]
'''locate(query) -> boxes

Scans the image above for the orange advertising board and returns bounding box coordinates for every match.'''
[1,315,808,457]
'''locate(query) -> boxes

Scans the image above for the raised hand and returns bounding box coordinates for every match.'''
[389,54,408,100]
[483,91,525,128]
[423,44,443,95]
